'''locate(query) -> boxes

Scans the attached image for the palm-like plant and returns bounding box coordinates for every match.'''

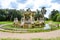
[41,7,47,22]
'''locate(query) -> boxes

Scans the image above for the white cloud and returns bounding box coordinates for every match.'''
[0,0,60,17]
[1,0,60,10]
[51,3,60,10]
[1,0,16,9]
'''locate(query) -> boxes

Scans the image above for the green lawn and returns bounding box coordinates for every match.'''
[1,24,59,33]
[0,38,21,40]
[0,21,13,24]
[0,21,60,25]
[32,37,60,40]
[0,21,60,33]
[1,25,51,33]
[45,21,60,24]
[0,37,60,40]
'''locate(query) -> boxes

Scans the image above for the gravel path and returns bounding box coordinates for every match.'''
[0,29,60,40]
[0,24,60,40]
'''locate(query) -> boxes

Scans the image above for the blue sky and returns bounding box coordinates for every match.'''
[17,0,27,4]
[52,0,60,4]
[0,0,60,18]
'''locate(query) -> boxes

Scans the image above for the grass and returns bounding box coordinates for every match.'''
[0,38,21,40]
[0,37,60,40]
[32,37,60,40]
[0,21,13,25]
[0,24,52,33]
[0,21,60,33]
[0,21,60,25]
[1,24,59,33]
[45,21,60,24]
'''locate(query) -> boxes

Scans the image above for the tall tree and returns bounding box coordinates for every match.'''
[41,7,47,22]
[49,9,59,21]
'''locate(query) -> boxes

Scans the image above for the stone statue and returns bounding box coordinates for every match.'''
[13,17,20,27]
[14,18,18,23]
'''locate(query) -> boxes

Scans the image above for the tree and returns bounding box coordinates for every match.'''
[35,9,42,20]
[49,9,59,21]
[56,14,60,22]
[0,9,7,21]
[41,7,47,14]
[41,7,47,22]
[0,9,24,21]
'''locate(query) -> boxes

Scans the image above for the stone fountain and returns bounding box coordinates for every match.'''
[14,8,47,28]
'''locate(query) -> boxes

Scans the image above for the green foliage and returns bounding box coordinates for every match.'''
[0,15,6,21]
[0,9,23,21]
[0,7,47,21]
[45,17,49,21]
[0,9,7,21]
[41,7,47,14]
[56,14,60,22]
[49,9,60,21]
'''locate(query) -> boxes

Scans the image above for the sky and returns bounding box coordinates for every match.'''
[0,0,60,18]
